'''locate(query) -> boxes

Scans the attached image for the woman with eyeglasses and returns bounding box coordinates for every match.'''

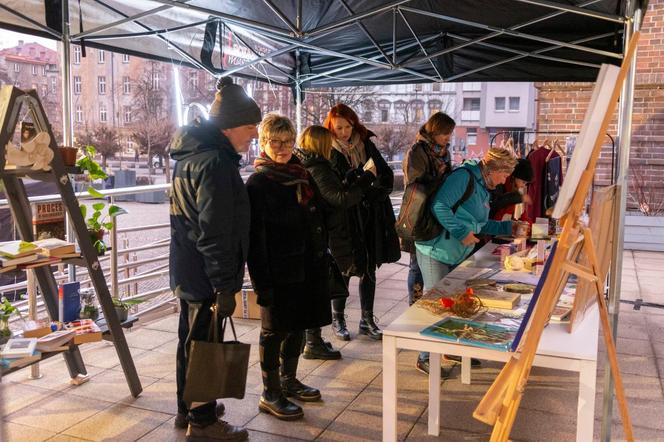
[322,103,401,341]
[246,113,333,420]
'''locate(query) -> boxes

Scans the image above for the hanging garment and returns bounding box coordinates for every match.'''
[544,155,563,213]
[526,147,549,220]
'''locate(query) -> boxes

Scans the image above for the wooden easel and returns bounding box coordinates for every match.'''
[472,33,640,441]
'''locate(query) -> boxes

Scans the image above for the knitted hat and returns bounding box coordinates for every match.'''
[209,77,262,130]
[512,158,533,182]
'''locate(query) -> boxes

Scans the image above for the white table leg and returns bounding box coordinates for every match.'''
[382,336,398,442]
[428,352,441,436]
[577,359,597,442]
[461,356,471,385]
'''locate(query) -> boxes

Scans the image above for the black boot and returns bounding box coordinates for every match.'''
[258,369,303,420]
[332,312,350,341]
[303,328,342,360]
[358,310,382,340]
[280,357,321,402]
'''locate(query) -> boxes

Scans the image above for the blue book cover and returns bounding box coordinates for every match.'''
[58,281,81,323]
[420,317,517,352]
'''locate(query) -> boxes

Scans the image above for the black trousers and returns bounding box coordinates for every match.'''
[176,298,217,425]
[259,327,304,373]
[332,268,376,313]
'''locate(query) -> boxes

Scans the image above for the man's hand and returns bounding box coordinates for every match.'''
[461,231,480,246]
[215,291,237,317]
[521,194,532,205]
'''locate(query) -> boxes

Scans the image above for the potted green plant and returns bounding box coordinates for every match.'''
[112,298,144,322]
[76,145,124,255]
[0,297,23,344]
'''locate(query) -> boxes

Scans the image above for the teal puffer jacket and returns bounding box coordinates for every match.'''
[415,160,512,265]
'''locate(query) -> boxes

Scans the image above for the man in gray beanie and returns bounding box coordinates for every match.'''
[169,76,261,441]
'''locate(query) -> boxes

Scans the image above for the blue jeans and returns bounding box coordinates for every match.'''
[415,249,454,363]
[407,253,423,306]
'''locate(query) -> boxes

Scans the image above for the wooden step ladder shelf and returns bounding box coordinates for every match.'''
[0,86,142,397]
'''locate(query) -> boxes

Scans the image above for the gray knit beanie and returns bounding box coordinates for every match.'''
[209,77,262,130]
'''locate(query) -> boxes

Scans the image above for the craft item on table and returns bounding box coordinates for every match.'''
[550,306,572,323]
[531,219,549,239]
[473,288,521,310]
[504,254,535,271]
[502,283,536,294]
[36,330,74,352]
[4,131,53,171]
[438,287,485,318]
[1,337,38,358]
[444,265,495,282]
[465,278,497,289]
[420,317,517,351]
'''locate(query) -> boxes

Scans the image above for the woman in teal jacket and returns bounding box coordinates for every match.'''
[416,148,518,289]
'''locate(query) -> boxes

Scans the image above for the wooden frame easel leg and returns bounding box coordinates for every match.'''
[582,228,634,440]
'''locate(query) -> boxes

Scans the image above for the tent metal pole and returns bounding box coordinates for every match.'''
[72,5,173,40]
[60,0,76,282]
[400,6,623,60]
[510,0,625,23]
[444,31,613,81]
[262,0,299,36]
[401,0,604,68]
[338,0,392,66]
[307,0,413,37]
[0,4,62,38]
[602,3,642,441]
[295,49,302,135]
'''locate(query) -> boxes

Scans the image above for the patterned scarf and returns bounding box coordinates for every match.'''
[332,132,366,169]
[415,130,450,176]
[254,152,314,206]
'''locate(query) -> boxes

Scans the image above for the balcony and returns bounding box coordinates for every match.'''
[461,110,480,121]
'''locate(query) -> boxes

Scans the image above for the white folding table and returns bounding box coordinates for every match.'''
[382,246,599,441]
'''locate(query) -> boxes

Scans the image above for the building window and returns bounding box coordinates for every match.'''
[98,49,105,64]
[123,76,131,94]
[99,104,107,122]
[495,97,505,112]
[463,98,480,111]
[152,71,160,89]
[123,106,131,124]
[42,66,46,76]
[50,77,56,93]
[98,76,106,95]
[74,46,81,64]
[31,65,37,75]
[41,85,48,96]
[432,83,441,92]
[467,128,477,146]
[14,63,20,72]
[509,97,520,112]
[74,76,81,94]
[414,84,422,92]
[463,82,481,91]
[122,53,130,63]
[381,109,389,122]
[76,105,83,123]
[188,71,198,89]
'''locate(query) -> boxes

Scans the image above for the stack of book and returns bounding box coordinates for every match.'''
[0,240,40,273]
[64,319,102,344]
[0,337,41,370]
[0,239,79,273]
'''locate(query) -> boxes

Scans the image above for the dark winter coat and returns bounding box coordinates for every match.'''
[328,135,401,276]
[246,158,333,332]
[169,119,249,303]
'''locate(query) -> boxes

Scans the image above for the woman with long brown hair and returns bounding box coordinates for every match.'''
[322,103,400,341]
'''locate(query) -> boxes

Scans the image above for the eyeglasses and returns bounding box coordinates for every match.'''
[268,138,295,148]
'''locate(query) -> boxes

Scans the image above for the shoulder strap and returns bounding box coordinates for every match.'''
[450,168,475,213]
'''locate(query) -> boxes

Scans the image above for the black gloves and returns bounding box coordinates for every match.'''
[215,290,237,317]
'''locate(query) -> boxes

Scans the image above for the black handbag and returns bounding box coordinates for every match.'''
[183,304,250,405]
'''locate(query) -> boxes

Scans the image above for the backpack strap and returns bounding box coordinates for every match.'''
[450,168,475,213]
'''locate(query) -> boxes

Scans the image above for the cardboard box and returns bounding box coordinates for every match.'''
[23,320,52,338]
[232,289,261,320]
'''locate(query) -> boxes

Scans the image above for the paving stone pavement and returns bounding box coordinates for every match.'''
[2,249,664,441]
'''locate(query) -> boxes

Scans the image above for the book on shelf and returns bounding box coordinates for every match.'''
[0,240,39,259]
[550,305,572,323]
[0,253,39,267]
[34,238,75,257]
[36,330,75,352]
[1,352,41,370]
[64,319,102,344]
[58,281,81,323]
[20,256,61,269]
[31,201,66,240]
[420,317,517,351]
[0,337,38,358]
[0,265,18,274]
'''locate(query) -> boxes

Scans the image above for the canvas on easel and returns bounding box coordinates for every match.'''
[569,185,617,332]
[473,32,640,442]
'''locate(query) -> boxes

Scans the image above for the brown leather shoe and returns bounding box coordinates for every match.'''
[185,419,248,441]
